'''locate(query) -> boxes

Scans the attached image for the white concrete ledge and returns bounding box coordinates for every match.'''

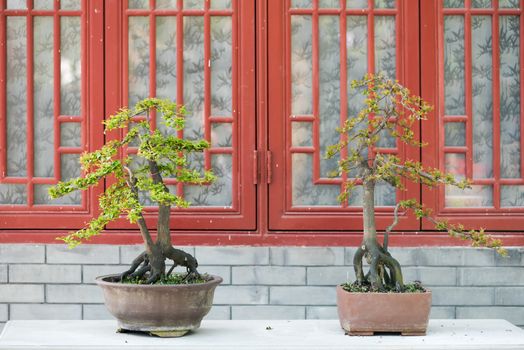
[1,319,524,349]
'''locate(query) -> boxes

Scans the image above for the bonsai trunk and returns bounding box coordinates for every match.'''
[353,180,404,291]
[118,161,199,284]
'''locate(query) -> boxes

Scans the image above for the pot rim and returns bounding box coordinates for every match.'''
[95,274,223,289]
[336,284,432,295]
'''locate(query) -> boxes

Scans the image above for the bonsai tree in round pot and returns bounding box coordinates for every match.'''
[49,98,221,337]
[327,74,506,336]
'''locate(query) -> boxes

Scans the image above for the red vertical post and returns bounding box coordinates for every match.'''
[339,0,348,207]
[0,0,6,179]
[26,0,34,206]
[492,0,501,209]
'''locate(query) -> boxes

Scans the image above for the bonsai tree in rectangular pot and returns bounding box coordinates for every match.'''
[327,74,506,336]
[49,98,221,337]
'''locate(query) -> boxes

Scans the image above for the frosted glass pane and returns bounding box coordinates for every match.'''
[128,0,148,9]
[291,16,313,115]
[34,0,54,9]
[61,153,81,181]
[61,16,81,116]
[0,184,27,205]
[291,0,313,8]
[61,0,81,10]
[500,0,519,8]
[211,17,232,116]
[211,123,232,147]
[156,16,177,100]
[128,17,150,107]
[35,184,81,205]
[7,17,27,177]
[444,16,465,115]
[500,16,521,178]
[472,0,491,7]
[292,122,313,147]
[183,16,205,140]
[211,0,231,9]
[184,0,204,9]
[319,16,340,178]
[375,181,396,206]
[156,0,177,8]
[501,186,524,207]
[445,153,466,178]
[184,154,233,206]
[6,0,26,9]
[375,16,396,79]
[375,0,395,8]
[445,185,492,207]
[34,17,55,178]
[60,123,81,147]
[444,0,464,7]
[292,154,339,206]
[319,0,339,8]
[445,122,466,146]
[471,16,493,179]
[347,0,368,8]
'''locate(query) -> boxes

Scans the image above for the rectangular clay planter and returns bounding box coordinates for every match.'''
[336,285,432,336]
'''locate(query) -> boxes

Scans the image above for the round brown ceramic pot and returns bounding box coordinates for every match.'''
[96,274,222,337]
[336,285,432,336]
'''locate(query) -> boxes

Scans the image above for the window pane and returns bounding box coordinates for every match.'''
[60,123,81,147]
[501,186,524,207]
[445,153,466,178]
[34,0,54,10]
[292,122,313,147]
[0,184,26,205]
[34,17,55,178]
[319,0,339,8]
[499,0,519,8]
[375,16,396,79]
[471,16,493,179]
[211,0,232,9]
[500,16,521,179]
[291,16,313,115]
[7,17,27,177]
[211,16,232,116]
[445,122,466,146]
[128,17,150,107]
[291,0,313,8]
[444,0,464,8]
[444,16,465,115]
[184,0,204,9]
[292,154,339,206]
[374,0,395,8]
[6,0,26,9]
[347,0,368,8]
[472,0,491,8]
[156,16,177,101]
[61,16,82,116]
[319,16,340,178]
[445,185,493,207]
[128,0,148,9]
[156,0,177,8]
[61,0,81,10]
[211,123,232,147]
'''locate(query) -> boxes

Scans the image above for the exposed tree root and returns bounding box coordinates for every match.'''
[353,240,404,292]
[116,246,199,284]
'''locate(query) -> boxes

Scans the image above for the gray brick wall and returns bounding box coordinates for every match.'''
[0,244,522,333]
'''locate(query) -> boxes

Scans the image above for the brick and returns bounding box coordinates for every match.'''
[47,245,120,264]
[463,249,495,266]
[233,266,305,285]
[307,267,354,286]
[0,245,45,263]
[0,285,44,302]
[0,265,6,283]
[431,287,494,306]
[206,306,231,320]
[0,304,7,322]
[495,287,524,305]
[83,304,114,320]
[496,248,524,266]
[402,267,457,286]
[385,248,419,266]
[46,285,104,303]
[10,304,81,320]
[306,306,338,319]
[457,307,524,326]
[270,287,336,306]
[199,266,231,285]
[343,248,359,265]
[460,267,524,286]
[429,306,455,319]
[271,247,344,266]
[232,306,305,320]
[9,264,81,283]
[82,265,128,284]
[214,286,268,305]
[195,247,269,265]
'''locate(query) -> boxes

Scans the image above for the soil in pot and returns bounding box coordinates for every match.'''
[96,274,222,337]
[336,282,432,336]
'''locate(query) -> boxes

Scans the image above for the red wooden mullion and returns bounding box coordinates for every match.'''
[175,0,184,198]
[26,0,34,207]
[465,0,473,180]
[0,0,6,180]
[53,0,61,184]
[204,0,211,171]
[230,0,239,211]
[149,0,157,130]
[339,0,348,208]
[312,0,320,183]
[492,0,501,209]
[80,0,87,183]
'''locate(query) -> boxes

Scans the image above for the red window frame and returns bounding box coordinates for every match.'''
[421,0,524,233]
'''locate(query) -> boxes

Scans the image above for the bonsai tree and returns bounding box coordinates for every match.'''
[50,98,214,284]
[327,74,506,292]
